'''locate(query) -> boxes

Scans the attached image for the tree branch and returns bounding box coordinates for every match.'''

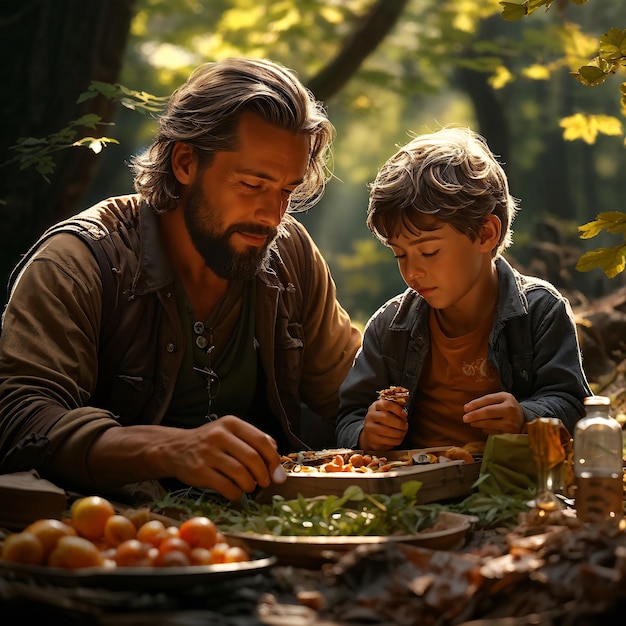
[306,0,410,101]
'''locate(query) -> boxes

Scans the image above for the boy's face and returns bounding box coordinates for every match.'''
[387,219,496,311]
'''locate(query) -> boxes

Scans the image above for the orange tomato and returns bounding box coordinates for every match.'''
[179,516,218,549]
[223,545,250,563]
[24,519,77,558]
[153,549,191,568]
[70,496,116,540]
[189,547,213,566]
[1,532,45,565]
[208,541,230,564]
[47,535,103,569]
[136,519,167,547]
[113,539,154,567]
[104,514,137,547]
[158,536,191,556]
[165,525,180,538]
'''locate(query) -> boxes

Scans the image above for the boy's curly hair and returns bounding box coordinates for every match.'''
[367,126,519,256]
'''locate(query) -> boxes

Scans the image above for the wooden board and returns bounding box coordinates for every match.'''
[256,448,481,504]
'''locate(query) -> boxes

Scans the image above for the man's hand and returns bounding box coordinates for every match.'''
[463,392,525,435]
[88,415,287,501]
[167,415,287,500]
[358,399,408,451]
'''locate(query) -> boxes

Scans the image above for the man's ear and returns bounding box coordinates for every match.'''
[479,214,501,250]
[171,142,197,185]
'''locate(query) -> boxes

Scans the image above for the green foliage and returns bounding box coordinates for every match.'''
[1,114,118,183]
[447,492,530,529]
[500,2,626,280]
[500,0,589,22]
[572,28,626,90]
[154,482,451,537]
[332,238,405,326]
[1,81,168,184]
[152,483,530,533]
[78,81,169,115]
[501,9,625,140]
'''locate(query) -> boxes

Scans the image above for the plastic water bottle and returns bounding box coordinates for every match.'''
[573,395,624,523]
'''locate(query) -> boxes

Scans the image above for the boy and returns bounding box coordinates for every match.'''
[336,127,591,451]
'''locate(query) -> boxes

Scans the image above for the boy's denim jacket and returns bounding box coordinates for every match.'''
[336,256,592,448]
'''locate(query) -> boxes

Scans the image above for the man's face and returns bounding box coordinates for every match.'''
[183,173,275,280]
[183,112,310,281]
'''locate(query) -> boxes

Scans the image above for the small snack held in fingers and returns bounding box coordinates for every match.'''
[378,385,410,407]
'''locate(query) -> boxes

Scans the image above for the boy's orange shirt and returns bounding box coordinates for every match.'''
[407,308,501,447]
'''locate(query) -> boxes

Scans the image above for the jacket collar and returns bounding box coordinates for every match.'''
[131,201,177,296]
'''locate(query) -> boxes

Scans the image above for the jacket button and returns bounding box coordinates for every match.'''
[166,343,175,353]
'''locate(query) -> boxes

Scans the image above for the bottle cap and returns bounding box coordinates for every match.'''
[583,395,611,407]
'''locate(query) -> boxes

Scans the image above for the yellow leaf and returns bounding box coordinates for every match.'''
[500,1,526,22]
[560,113,594,143]
[576,247,626,278]
[560,113,623,144]
[89,140,103,154]
[521,64,550,80]
[578,221,604,240]
[599,27,626,62]
[592,115,623,136]
[319,6,343,25]
[489,65,514,90]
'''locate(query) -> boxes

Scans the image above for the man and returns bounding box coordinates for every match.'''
[0,58,361,502]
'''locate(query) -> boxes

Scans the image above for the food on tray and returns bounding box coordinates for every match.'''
[412,442,483,466]
[0,495,251,570]
[280,443,480,474]
[280,450,411,473]
[443,446,475,464]
[412,452,440,464]
[378,385,410,407]
[463,441,486,456]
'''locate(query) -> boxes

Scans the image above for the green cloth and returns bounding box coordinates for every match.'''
[477,434,537,498]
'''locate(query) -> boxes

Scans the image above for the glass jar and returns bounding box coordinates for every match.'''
[573,396,624,523]
[528,417,566,511]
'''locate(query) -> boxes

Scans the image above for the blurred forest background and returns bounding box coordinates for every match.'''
[1,0,625,336]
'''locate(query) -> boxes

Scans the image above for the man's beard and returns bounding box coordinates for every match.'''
[183,177,278,281]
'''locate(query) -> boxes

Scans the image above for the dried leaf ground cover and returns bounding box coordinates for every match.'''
[260,511,626,625]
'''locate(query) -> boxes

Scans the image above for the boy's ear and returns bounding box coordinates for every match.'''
[171,142,197,185]
[479,214,501,249]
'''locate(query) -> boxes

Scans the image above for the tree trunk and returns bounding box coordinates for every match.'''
[454,16,511,171]
[0,0,135,308]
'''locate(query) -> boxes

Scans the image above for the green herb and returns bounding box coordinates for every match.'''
[151,483,530,535]
[153,481,443,537]
[447,492,530,529]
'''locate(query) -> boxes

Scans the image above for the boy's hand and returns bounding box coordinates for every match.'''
[463,392,525,435]
[358,399,408,450]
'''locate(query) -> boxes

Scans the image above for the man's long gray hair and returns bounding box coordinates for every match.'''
[131,57,334,213]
